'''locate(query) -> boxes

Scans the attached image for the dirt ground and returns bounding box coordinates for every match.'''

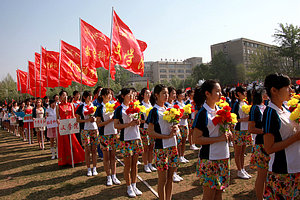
[0,130,257,200]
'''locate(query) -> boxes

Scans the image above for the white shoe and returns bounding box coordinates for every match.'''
[177,174,183,181]
[107,176,113,186]
[148,163,157,171]
[183,157,189,163]
[237,170,249,179]
[179,156,187,163]
[173,174,181,182]
[144,165,151,173]
[132,185,142,196]
[137,161,142,165]
[51,148,55,160]
[190,144,199,150]
[87,168,92,177]
[242,169,252,178]
[112,175,121,185]
[92,168,98,176]
[127,185,136,198]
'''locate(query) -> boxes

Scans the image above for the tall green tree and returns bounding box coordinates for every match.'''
[274,23,300,75]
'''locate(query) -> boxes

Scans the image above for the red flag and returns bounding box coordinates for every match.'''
[147,79,149,90]
[42,49,71,88]
[16,70,21,91]
[80,19,115,79]
[18,70,28,94]
[111,11,147,77]
[185,87,191,92]
[28,61,36,96]
[60,40,98,87]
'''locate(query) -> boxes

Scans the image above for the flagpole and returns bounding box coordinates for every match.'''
[34,57,37,98]
[58,40,62,88]
[27,61,29,98]
[45,47,48,89]
[39,46,42,97]
[108,7,114,87]
[79,17,83,94]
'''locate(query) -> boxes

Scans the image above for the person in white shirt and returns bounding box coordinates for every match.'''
[138,88,157,173]
[263,74,300,199]
[193,80,232,200]
[95,88,121,186]
[76,91,98,177]
[147,84,179,200]
[46,100,58,159]
[114,88,143,198]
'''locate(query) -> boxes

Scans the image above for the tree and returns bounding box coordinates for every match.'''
[274,23,300,76]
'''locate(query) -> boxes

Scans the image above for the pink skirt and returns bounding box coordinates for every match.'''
[47,127,57,138]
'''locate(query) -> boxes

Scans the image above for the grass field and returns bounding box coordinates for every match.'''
[0,130,257,200]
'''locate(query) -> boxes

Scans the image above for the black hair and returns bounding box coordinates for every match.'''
[117,88,131,103]
[247,90,252,105]
[99,88,113,103]
[82,91,92,102]
[194,80,219,108]
[138,88,148,102]
[150,84,167,106]
[129,87,137,93]
[59,90,67,97]
[49,99,55,105]
[93,86,102,96]
[176,89,184,97]
[252,89,264,105]
[43,96,49,100]
[264,73,291,98]
[12,101,17,106]
[235,86,246,96]
[73,90,79,96]
[167,86,176,94]
[186,89,193,96]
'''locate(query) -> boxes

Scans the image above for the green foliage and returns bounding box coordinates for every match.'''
[274,23,300,76]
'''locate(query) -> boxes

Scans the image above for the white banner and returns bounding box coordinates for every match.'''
[23,114,33,123]
[46,116,58,128]
[34,118,46,128]
[59,118,80,135]
[10,116,17,124]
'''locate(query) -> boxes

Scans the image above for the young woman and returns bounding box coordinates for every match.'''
[57,90,85,166]
[192,80,232,200]
[175,89,189,163]
[248,89,269,200]
[33,98,46,150]
[139,88,156,173]
[165,86,182,182]
[114,88,144,198]
[95,88,121,185]
[76,91,99,176]
[186,89,199,151]
[147,84,179,200]
[46,100,58,159]
[24,99,34,143]
[263,74,300,199]
[231,86,252,179]
[18,102,25,141]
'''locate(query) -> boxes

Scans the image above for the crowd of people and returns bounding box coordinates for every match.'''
[0,73,299,200]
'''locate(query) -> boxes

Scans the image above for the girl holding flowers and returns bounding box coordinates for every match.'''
[113,88,144,198]
[263,74,300,199]
[193,80,234,199]
[138,88,157,173]
[147,84,179,200]
[95,88,121,186]
[192,80,233,200]
[231,86,252,179]
[174,89,190,163]
[248,88,269,200]
[76,91,98,176]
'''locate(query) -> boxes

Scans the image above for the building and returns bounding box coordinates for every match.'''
[210,38,274,68]
[127,57,202,85]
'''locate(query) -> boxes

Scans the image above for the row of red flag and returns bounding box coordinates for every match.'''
[16,11,147,98]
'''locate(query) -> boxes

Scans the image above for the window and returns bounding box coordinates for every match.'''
[160,75,167,78]
[168,65,175,68]
[178,75,184,78]
[178,69,184,73]
[169,75,175,78]
[160,69,166,73]
[169,69,175,73]
[186,70,192,73]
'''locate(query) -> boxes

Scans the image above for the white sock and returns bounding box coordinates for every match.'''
[107,175,111,179]
[131,183,136,188]
[127,185,132,190]
[93,167,96,171]
[174,172,177,176]
[88,168,91,171]
[148,163,152,167]
[112,174,116,179]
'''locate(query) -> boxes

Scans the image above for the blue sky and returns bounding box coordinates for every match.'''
[0,0,300,81]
